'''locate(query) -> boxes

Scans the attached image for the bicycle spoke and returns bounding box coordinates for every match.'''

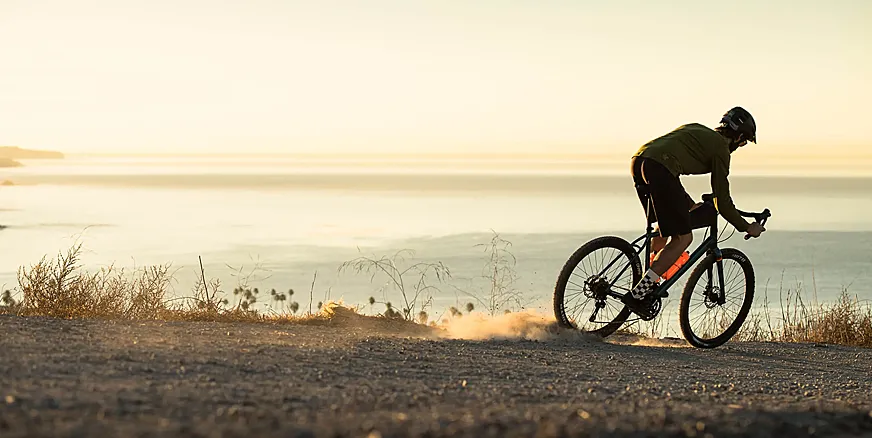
[604,298,623,314]
[689,300,707,312]
[567,297,593,318]
[690,309,709,326]
[726,265,743,287]
[567,279,586,291]
[725,280,746,297]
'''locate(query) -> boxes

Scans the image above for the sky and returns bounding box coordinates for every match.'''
[0,0,870,159]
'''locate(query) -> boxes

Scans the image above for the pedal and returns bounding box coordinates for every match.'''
[620,295,655,320]
[620,294,661,321]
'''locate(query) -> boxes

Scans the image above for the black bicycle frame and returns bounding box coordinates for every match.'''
[595,197,725,301]
[588,187,769,313]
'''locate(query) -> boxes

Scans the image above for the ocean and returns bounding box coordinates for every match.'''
[2,155,871,331]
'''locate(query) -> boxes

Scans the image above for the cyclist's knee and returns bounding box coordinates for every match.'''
[678,233,693,248]
[668,233,693,249]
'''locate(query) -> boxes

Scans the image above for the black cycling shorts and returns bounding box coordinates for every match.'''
[631,156,692,237]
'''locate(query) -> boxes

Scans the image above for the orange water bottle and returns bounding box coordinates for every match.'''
[650,251,690,281]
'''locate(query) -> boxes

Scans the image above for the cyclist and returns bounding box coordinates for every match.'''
[622,107,766,313]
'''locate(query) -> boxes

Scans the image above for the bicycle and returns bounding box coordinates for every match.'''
[552,189,771,348]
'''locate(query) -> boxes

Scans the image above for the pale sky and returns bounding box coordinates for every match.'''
[0,0,870,157]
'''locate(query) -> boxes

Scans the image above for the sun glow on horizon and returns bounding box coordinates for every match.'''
[1,0,870,165]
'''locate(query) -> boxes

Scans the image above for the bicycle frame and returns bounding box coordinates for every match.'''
[595,199,725,301]
[575,187,770,324]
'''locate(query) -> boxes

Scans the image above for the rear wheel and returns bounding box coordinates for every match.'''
[679,248,755,348]
[553,236,641,337]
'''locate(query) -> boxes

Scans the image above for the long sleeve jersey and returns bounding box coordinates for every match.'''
[633,123,750,232]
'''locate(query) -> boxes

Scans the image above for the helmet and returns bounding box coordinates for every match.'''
[719,107,756,143]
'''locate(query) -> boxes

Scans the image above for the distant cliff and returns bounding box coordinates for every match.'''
[0,158,23,168]
[0,146,64,160]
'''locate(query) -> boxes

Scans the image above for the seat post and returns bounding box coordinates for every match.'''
[637,183,654,271]
[645,194,653,271]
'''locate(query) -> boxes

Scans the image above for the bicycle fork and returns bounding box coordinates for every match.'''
[705,249,727,305]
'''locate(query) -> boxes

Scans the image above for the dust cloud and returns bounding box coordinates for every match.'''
[438,310,595,342]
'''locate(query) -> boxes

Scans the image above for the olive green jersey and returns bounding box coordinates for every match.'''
[633,123,749,232]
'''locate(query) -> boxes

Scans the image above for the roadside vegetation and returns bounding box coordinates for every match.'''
[2,235,870,348]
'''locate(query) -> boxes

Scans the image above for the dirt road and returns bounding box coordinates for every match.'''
[1,313,871,437]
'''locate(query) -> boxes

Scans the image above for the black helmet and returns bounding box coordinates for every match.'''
[719,107,756,143]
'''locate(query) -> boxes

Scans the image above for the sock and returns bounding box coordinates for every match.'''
[630,269,660,299]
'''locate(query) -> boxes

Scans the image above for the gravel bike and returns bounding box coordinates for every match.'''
[553,190,771,348]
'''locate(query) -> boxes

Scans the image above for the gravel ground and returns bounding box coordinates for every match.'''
[1,313,871,438]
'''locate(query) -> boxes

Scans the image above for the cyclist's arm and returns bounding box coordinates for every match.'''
[711,153,751,232]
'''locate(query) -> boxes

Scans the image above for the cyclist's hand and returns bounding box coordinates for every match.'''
[745,222,765,238]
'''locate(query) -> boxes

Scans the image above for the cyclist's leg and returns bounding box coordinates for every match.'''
[642,159,693,275]
[651,199,695,255]
[654,189,696,258]
[650,228,667,254]
[653,233,692,274]
[626,157,692,300]
[631,157,668,256]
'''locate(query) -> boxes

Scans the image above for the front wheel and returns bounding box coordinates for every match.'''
[679,248,755,348]
[553,236,640,337]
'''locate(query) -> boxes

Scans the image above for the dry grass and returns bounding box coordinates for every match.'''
[2,245,871,348]
[0,242,484,334]
[14,244,173,320]
[0,245,337,325]
[738,284,872,348]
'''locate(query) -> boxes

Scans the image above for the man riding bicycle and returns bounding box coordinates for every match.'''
[622,107,766,313]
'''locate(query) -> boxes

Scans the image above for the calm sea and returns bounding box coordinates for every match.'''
[2,155,871,327]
